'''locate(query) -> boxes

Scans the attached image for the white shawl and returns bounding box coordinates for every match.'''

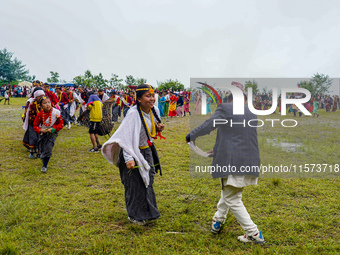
[69,91,80,116]
[41,108,61,129]
[102,93,110,102]
[23,90,45,131]
[77,93,86,112]
[101,105,160,188]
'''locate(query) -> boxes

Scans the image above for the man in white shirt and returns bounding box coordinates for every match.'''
[98,89,110,102]
[186,82,265,244]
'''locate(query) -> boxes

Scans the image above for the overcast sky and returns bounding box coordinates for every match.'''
[1,0,340,93]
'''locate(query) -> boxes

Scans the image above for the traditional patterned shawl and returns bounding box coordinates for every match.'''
[23,90,45,131]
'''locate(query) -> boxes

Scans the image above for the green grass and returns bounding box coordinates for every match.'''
[0,98,339,254]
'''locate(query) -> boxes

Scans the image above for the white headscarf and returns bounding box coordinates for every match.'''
[23,90,45,131]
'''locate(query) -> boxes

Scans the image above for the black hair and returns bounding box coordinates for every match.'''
[135,84,161,140]
[86,91,94,97]
[33,87,44,93]
[31,87,44,98]
[38,96,50,106]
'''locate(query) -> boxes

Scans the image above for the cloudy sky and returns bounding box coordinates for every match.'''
[1,0,340,93]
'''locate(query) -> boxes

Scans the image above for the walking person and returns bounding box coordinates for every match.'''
[332,96,338,112]
[313,97,319,117]
[110,91,121,122]
[4,89,10,105]
[33,96,64,173]
[176,93,184,117]
[186,82,265,244]
[102,84,164,225]
[194,92,201,115]
[158,91,165,117]
[183,94,191,116]
[87,92,103,152]
[56,86,71,127]
[23,89,45,158]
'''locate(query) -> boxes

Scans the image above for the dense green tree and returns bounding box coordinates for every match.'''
[298,73,332,95]
[47,71,60,83]
[157,79,185,91]
[93,73,108,89]
[135,78,147,85]
[0,48,30,83]
[125,75,147,87]
[73,70,95,88]
[73,70,109,89]
[297,80,314,94]
[73,75,84,86]
[244,80,259,94]
[109,74,125,89]
[310,73,332,95]
[125,75,136,86]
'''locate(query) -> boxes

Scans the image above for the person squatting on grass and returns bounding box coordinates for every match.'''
[186,82,265,244]
[102,84,165,225]
[33,96,64,173]
[86,91,103,152]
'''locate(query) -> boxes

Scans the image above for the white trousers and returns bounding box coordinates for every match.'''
[213,182,259,236]
[69,102,77,117]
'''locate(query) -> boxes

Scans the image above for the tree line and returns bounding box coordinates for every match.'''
[0,48,185,91]
[244,74,333,96]
[0,48,333,94]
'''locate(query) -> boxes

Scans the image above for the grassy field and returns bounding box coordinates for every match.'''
[0,97,339,254]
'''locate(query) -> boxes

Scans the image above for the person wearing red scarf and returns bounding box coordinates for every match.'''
[43,83,58,107]
[122,92,133,117]
[168,91,178,117]
[56,86,69,106]
[56,86,71,126]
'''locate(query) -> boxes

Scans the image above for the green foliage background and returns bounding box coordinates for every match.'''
[158,79,185,91]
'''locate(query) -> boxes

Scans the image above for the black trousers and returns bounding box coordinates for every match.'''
[118,148,160,221]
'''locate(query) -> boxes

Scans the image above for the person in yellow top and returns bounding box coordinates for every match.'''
[86,92,103,152]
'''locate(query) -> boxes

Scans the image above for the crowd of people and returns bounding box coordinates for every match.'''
[20,81,170,236]
[3,80,339,245]
[10,81,340,170]
[13,81,340,171]
[0,84,29,99]
[19,80,193,170]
